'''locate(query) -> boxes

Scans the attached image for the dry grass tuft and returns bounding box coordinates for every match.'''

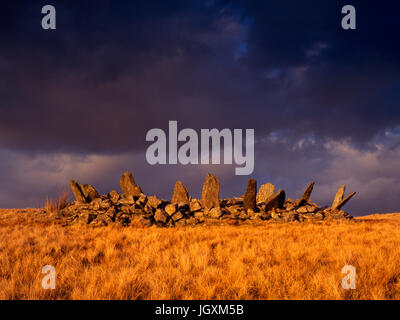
[1,208,400,300]
[44,191,70,214]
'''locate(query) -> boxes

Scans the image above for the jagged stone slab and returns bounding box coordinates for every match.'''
[120,171,142,198]
[298,182,315,206]
[172,181,189,204]
[69,180,87,203]
[81,184,100,202]
[243,179,257,211]
[335,192,356,210]
[256,182,275,203]
[332,184,346,209]
[201,173,220,209]
[265,189,286,212]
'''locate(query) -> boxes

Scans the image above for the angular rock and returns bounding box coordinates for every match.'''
[297,206,308,214]
[147,195,162,209]
[69,180,87,203]
[172,181,189,205]
[265,189,286,212]
[209,207,222,219]
[81,184,100,202]
[165,203,177,216]
[243,179,257,211]
[154,209,168,224]
[120,171,142,198]
[108,190,120,203]
[331,184,356,210]
[256,183,275,203]
[335,192,356,210]
[298,182,315,206]
[190,199,202,212]
[172,211,184,221]
[201,173,220,209]
[90,198,102,210]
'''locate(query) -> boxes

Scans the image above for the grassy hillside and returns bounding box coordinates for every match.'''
[0,208,399,299]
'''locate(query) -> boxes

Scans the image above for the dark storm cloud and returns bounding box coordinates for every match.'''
[1,0,398,153]
[0,1,400,214]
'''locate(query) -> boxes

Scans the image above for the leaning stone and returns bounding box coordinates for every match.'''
[256,183,275,203]
[80,184,99,202]
[332,184,346,209]
[120,171,142,198]
[201,173,220,209]
[265,189,286,212]
[298,182,315,206]
[243,179,257,211]
[172,181,189,204]
[69,180,87,203]
[334,192,356,210]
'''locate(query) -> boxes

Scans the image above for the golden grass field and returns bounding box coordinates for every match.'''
[1,208,400,300]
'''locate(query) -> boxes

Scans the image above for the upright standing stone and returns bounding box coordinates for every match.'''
[69,180,87,203]
[243,179,257,211]
[332,184,346,209]
[201,173,220,209]
[256,183,275,203]
[298,182,315,206]
[120,171,142,198]
[331,183,356,210]
[172,181,189,204]
[335,192,356,210]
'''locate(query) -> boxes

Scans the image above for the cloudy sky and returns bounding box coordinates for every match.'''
[1,1,399,215]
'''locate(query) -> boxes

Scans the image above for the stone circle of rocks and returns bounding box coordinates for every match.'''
[56,172,355,227]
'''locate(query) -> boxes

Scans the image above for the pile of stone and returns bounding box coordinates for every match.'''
[55,171,355,227]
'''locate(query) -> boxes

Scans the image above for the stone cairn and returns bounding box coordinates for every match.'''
[56,172,355,227]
